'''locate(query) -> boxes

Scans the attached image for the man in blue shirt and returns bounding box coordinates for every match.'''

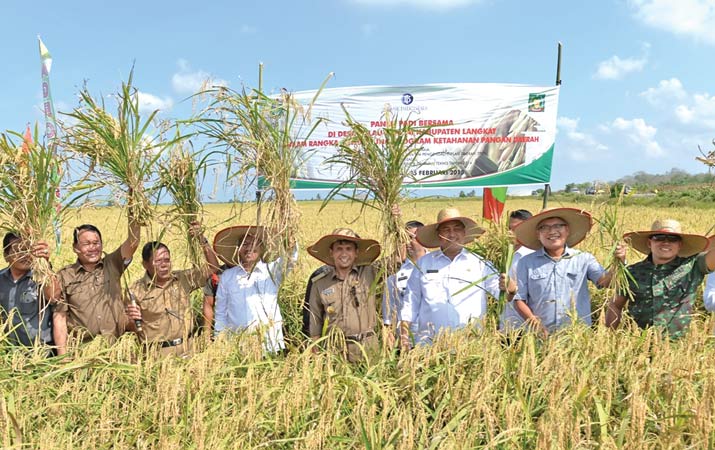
[510,208,625,336]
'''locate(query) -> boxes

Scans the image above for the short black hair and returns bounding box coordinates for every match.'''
[509,210,533,221]
[73,224,102,246]
[3,232,20,254]
[405,220,424,229]
[330,239,358,250]
[142,241,170,262]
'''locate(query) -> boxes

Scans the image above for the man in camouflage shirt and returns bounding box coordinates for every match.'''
[606,219,715,338]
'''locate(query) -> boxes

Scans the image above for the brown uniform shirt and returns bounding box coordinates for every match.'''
[129,268,206,343]
[54,248,128,339]
[308,265,378,338]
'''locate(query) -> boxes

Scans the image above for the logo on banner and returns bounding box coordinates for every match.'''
[401,93,414,105]
[528,93,545,112]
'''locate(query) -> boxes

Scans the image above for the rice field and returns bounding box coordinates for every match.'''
[2,197,715,449]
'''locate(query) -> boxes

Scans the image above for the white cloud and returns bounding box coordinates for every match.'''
[556,116,608,161]
[630,0,715,45]
[639,77,687,105]
[675,92,715,127]
[172,59,228,95]
[137,91,173,113]
[350,0,479,10]
[610,117,665,157]
[593,55,647,80]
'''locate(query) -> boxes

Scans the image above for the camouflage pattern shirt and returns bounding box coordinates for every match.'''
[624,253,710,339]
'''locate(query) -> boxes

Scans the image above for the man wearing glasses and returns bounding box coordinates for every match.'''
[510,208,626,336]
[46,217,141,355]
[306,228,381,362]
[606,220,715,338]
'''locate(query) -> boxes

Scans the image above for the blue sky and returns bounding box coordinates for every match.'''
[2,0,715,199]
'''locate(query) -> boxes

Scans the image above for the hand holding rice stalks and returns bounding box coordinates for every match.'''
[0,127,75,283]
[63,68,183,226]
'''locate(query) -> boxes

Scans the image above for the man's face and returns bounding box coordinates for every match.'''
[406,226,425,260]
[330,241,358,270]
[647,233,682,263]
[144,247,172,283]
[437,220,466,252]
[4,239,31,273]
[73,230,103,265]
[536,217,569,252]
[238,234,263,267]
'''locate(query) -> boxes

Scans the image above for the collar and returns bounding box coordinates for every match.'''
[536,245,577,260]
[1,267,33,282]
[645,253,684,267]
[331,265,360,280]
[435,247,469,261]
[238,259,267,275]
[71,254,107,274]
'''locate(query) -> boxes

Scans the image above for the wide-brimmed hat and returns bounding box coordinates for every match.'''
[308,228,381,266]
[514,207,593,250]
[212,225,266,266]
[416,208,485,249]
[624,219,708,257]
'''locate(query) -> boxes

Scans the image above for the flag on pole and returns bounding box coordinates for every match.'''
[482,187,508,222]
[21,124,33,154]
[38,36,62,252]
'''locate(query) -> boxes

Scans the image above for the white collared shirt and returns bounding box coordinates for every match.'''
[215,252,295,352]
[383,258,417,325]
[401,248,500,344]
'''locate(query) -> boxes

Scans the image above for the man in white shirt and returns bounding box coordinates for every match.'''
[382,220,428,347]
[498,210,534,332]
[213,226,295,353]
[400,208,500,346]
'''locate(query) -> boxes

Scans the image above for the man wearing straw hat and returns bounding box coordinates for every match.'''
[399,208,500,347]
[498,209,534,333]
[606,220,715,338]
[510,208,625,336]
[125,222,218,357]
[212,225,296,353]
[0,233,53,347]
[46,217,142,355]
[307,228,381,362]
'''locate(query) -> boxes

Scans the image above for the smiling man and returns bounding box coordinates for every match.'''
[606,220,715,338]
[511,208,625,336]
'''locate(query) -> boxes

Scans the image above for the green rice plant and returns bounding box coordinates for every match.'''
[0,127,83,283]
[157,142,212,268]
[195,64,332,267]
[63,68,183,225]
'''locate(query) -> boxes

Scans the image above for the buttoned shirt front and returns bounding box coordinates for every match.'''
[308,265,378,338]
[215,257,291,352]
[54,248,128,338]
[625,253,710,338]
[401,248,500,344]
[130,268,205,343]
[0,268,52,346]
[514,246,605,332]
[382,258,417,325]
[499,246,534,332]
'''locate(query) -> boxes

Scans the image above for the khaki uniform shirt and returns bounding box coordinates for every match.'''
[54,248,128,339]
[308,265,378,338]
[129,268,205,343]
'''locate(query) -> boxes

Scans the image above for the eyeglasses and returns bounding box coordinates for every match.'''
[649,234,681,243]
[537,223,567,232]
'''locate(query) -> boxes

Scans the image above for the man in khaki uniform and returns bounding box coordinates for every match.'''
[307,228,381,362]
[46,217,141,355]
[125,222,218,357]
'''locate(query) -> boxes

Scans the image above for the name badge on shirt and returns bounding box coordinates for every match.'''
[322,288,334,296]
[398,276,408,281]
[426,269,439,274]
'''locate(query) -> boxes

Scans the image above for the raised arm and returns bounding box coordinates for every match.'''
[120,215,141,261]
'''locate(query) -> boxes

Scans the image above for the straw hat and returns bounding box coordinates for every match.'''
[212,225,265,266]
[514,207,593,250]
[308,228,381,266]
[416,208,485,249]
[623,219,708,257]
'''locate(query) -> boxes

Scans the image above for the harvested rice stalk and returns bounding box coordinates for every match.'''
[158,143,212,268]
[196,64,332,265]
[0,127,79,284]
[320,106,433,339]
[63,69,183,225]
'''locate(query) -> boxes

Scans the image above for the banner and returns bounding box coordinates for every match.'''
[289,83,559,190]
[38,36,58,149]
